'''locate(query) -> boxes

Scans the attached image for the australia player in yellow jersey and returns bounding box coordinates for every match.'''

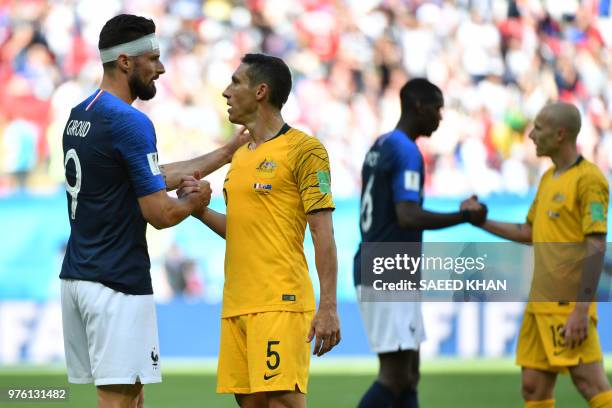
[178,53,340,407]
[465,102,612,408]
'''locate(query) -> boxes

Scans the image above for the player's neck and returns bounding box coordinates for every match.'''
[246,112,285,147]
[395,120,418,141]
[99,76,135,105]
[551,148,579,175]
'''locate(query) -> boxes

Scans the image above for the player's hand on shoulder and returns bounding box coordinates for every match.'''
[228,126,251,152]
[307,305,341,357]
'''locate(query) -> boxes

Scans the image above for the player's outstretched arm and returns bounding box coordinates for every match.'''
[194,208,227,239]
[460,196,532,242]
[394,201,486,230]
[477,220,533,243]
[138,181,211,229]
[306,210,341,357]
[160,127,249,190]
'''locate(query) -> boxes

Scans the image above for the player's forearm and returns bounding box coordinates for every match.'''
[194,207,227,238]
[398,208,465,230]
[161,145,235,191]
[576,234,606,303]
[139,189,203,230]
[315,243,338,307]
[311,230,338,307]
[149,197,197,229]
[478,220,532,243]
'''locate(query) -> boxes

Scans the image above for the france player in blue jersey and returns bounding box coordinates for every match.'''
[354,79,487,408]
[60,15,245,408]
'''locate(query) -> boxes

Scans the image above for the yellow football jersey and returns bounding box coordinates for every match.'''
[526,157,608,315]
[221,125,335,318]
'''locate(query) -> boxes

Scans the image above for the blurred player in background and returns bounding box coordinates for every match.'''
[466,102,612,408]
[60,14,244,408]
[178,53,340,407]
[353,78,487,408]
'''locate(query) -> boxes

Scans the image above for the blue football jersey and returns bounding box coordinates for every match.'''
[60,89,166,295]
[353,129,425,285]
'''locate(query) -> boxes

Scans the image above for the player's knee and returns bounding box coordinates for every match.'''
[403,369,420,390]
[521,380,537,401]
[378,351,420,393]
[522,378,549,401]
[379,368,419,393]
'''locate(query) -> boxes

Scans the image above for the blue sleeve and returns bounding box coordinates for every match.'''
[390,140,422,203]
[113,112,166,197]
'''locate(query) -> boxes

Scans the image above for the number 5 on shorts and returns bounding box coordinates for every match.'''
[266,340,280,370]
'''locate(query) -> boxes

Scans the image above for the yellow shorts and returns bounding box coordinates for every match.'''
[516,311,603,373]
[217,311,314,394]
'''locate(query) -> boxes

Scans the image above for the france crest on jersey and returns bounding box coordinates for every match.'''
[60,89,166,295]
[353,129,424,285]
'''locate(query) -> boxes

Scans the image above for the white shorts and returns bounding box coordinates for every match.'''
[61,279,161,386]
[357,285,426,354]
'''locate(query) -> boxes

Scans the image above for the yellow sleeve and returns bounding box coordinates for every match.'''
[578,168,608,235]
[527,178,544,225]
[290,135,335,213]
[527,196,537,225]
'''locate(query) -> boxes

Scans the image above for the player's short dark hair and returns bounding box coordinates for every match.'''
[241,53,292,109]
[98,14,156,70]
[400,78,443,113]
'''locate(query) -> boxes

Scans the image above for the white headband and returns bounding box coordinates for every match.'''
[99,33,159,63]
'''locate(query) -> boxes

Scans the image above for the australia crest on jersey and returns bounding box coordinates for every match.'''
[255,157,277,179]
[254,157,276,194]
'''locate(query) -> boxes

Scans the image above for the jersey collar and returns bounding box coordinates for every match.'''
[572,155,584,168]
[265,123,291,144]
[557,155,583,170]
[553,155,583,177]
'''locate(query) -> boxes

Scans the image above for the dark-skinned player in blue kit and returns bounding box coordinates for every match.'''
[354,78,487,408]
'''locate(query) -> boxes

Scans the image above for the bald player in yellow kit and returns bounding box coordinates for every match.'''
[466,102,612,408]
[179,54,340,408]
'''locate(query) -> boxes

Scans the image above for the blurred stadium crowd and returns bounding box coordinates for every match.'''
[3,0,612,197]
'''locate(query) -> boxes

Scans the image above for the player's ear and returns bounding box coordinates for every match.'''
[116,54,131,73]
[255,83,268,102]
[556,127,567,143]
[413,99,423,114]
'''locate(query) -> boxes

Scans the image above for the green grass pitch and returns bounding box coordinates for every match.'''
[0,359,609,407]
